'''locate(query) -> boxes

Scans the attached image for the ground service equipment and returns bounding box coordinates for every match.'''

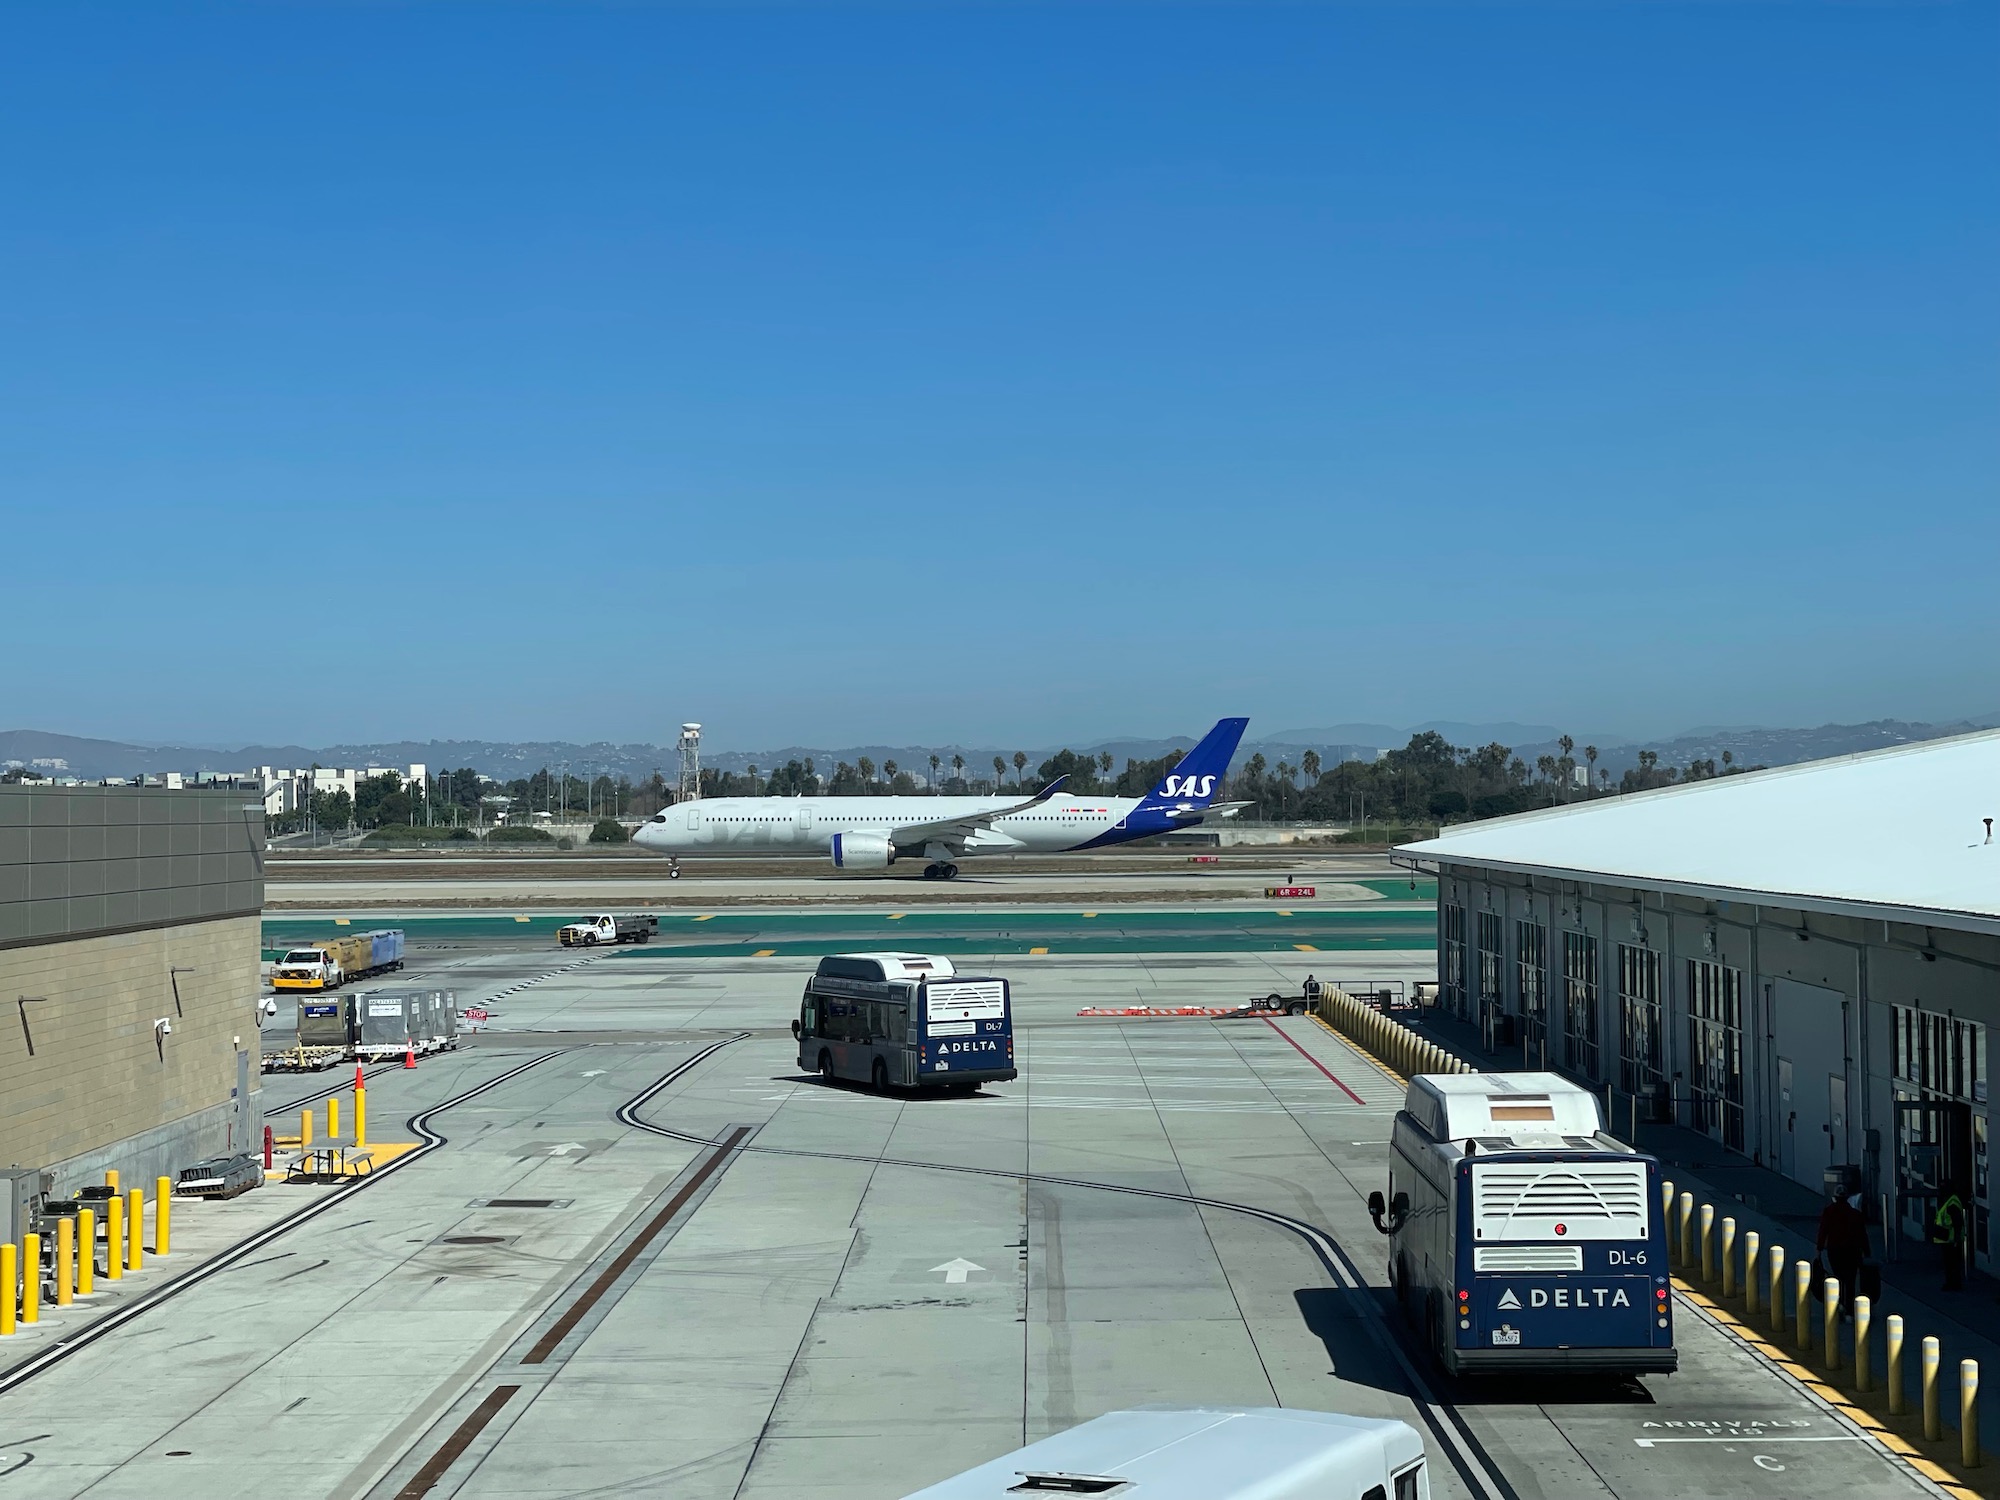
[557,913,658,946]
[176,1155,263,1200]
[355,989,422,1059]
[271,929,405,990]
[1371,1071,1676,1376]
[794,952,1016,1092]
[297,994,358,1052]
[902,1405,1428,1500]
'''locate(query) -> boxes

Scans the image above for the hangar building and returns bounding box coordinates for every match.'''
[1398,731,2000,1272]
[0,783,265,1199]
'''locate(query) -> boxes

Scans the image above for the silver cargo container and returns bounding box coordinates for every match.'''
[355,989,420,1058]
[297,995,357,1051]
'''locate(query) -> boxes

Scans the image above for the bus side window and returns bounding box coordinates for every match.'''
[801,1002,817,1037]
[1363,1487,1387,1500]
[1393,1464,1422,1500]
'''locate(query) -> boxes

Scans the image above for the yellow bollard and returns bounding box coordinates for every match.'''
[106,1194,123,1282]
[1662,1179,1676,1237]
[1700,1204,1715,1282]
[1924,1336,1942,1441]
[0,1242,13,1335]
[328,1096,340,1139]
[1743,1229,1761,1313]
[1823,1277,1841,1369]
[355,1085,367,1149]
[55,1217,72,1307]
[1855,1295,1873,1392]
[1768,1245,1787,1333]
[1794,1260,1813,1352]
[156,1177,171,1256]
[127,1188,143,1270]
[1721,1217,1737,1298]
[21,1234,37,1324]
[78,1208,93,1296]
[1679,1192,1695,1267]
[105,1169,118,1193]
[1889,1315,1907,1415]
[301,1107,314,1151]
[1962,1360,1980,1468]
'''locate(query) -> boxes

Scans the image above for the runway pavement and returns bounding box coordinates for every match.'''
[0,942,1944,1500]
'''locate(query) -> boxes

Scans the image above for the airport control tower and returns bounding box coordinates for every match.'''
[678,722,702,802]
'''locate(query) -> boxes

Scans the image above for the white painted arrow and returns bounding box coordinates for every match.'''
[581,1070,606,1078]
[546,1143,586,1156]
[930,1258,984,1284]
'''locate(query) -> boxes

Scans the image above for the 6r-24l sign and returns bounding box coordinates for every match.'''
[1266,886,1316,899]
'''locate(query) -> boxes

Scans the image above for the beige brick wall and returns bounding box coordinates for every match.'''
[0,915,260,1173]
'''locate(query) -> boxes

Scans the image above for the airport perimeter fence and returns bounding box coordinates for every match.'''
[1307,983,1994,1495]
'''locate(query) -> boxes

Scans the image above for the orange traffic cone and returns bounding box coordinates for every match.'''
[403,1044,416,1069]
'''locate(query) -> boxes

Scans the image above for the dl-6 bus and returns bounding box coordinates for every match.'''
[793,952,1016,1093]
[1369,1071,1676,1376]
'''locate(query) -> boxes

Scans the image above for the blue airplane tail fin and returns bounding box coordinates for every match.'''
[1144,718,1249,805]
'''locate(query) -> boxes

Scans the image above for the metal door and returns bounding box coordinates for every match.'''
[1778,1058,1796,1179]
[233,1048,252,1152]
[794,804,814,843]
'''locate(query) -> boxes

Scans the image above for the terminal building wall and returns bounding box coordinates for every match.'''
[1431,861,1999,1272]
[0,786,265,1193]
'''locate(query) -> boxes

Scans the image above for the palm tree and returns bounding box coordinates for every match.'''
[930,754,941,793]
[1584,745,1598,788]
[1013,750,1027,787]
[952,753,965,790]
[1098,752,1113,779]
[857,756,875,790]
[883,759,899,790]
[1301,749,1321,784]
[992,755,1006,792]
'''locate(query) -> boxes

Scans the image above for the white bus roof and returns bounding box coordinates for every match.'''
[819,952,957,979]
[1405,1071,1604,1144]
[901,1406,1424,1499]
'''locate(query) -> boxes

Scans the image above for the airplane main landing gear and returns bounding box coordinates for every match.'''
[922,862,962,881]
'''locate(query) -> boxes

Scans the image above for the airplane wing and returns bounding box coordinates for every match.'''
[890,775,1069,848]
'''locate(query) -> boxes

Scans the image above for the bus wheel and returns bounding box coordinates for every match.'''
[871,1059,888,1093]
[818,1052,834,1083]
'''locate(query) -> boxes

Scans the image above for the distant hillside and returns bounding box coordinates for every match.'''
[7,714,1997,787]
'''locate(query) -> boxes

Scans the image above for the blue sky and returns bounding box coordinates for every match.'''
[3,3,1993,751]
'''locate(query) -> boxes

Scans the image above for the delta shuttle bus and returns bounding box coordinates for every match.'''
[793,952,1016,1092]
[1370,1072,1676,1376]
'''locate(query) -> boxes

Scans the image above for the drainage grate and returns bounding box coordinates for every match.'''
[477,1198,569,1209]
[441,1235,510,1246]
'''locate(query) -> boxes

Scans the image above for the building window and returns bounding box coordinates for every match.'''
[1618,945,1663,1103]
[1562,931,1600,1079]
[1440,904,1467,1021]
[1476,911,1504,1016]
[1892,1006,1987,1257]
[1516,920,1548,1057]
[1687,960,1745,1152]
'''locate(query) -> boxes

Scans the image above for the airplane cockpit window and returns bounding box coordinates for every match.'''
[651,813,668,822]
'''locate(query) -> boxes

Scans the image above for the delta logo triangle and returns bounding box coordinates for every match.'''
[1496,1288,1522,1310]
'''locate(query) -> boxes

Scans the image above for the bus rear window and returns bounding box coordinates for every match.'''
[1489,1099,1555,1122]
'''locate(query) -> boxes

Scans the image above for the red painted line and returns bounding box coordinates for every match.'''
[1262,1017,1365,1104]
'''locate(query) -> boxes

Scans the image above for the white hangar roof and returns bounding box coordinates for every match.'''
[1398,730,2000,935]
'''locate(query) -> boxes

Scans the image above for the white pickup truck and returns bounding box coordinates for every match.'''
[557,913,660,947]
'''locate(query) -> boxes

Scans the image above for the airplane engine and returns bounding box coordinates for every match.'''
[831,831,895,870]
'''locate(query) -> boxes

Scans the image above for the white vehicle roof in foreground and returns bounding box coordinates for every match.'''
[901,1405,1423,1499]
[1397,728,2000,934]
[1406,1072,1605,1144]
[821,952,958,979]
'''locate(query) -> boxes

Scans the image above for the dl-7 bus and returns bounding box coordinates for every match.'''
[1368,1071,1676,1376]
[793,952,1017,1093]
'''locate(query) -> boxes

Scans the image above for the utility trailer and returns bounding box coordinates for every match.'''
[270,929,405,990]
[355,989,423,1059]
[557,913,658,947]
[176,1154,264,1199]
[261,1044,345,1074]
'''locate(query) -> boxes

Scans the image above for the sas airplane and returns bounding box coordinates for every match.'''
[632,717,1250,880]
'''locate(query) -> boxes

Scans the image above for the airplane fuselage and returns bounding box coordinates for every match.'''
[633,793,1166,857]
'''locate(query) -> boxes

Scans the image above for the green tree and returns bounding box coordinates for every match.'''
[1301,749,1321,784]
[930,754,941,792]
[883,759,899,789]
[857,756,876,789]
[1012,750,1027,786]
[992,755,1006,791]
[952,753,965,789]
[588,817,629,843]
